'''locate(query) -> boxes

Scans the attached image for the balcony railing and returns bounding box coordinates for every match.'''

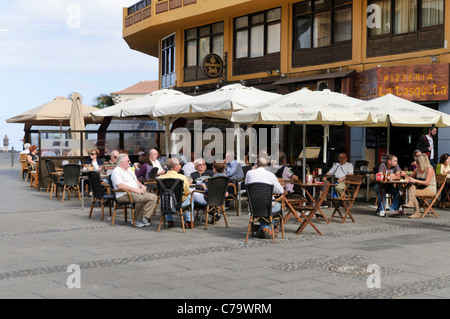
[125,0,197,28]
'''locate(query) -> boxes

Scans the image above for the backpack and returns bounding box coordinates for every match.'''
[159,179,181,214]
[275,165,286,178]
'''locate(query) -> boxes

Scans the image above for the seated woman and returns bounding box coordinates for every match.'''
[135,153,153,181]
[275,152,299,196]
[408,150,422,172]
[85,148,104,170]
[189,158,213,187]
[435,153,450,206]
[404,154,436,218]
[26,145,39,169]
[192,161,229,221]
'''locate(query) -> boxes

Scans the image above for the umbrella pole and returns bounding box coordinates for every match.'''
[303,123,306,184]
[387,123,390,155]
[323,125,329,164]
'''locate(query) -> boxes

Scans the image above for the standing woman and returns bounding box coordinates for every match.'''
[405,154,436,218]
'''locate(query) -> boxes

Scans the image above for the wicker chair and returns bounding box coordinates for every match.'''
[87,171,114,220]
[245,183,284,243]
[193,176,229,229]
[61,164,81,202]
[45,159,64,200]
[107,175,136,227]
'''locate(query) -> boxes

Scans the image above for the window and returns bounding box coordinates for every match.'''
[161,34,176,88]
[292,0,352,67]
[232,8,281,75]
[184,22,224,82]
[234,8,281,59]
[367,0,445,57]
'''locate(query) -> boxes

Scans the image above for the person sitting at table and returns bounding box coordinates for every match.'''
[85,149,103,170]
[408,150,422,171]
[404,154,436,218]
[275,152,299,196]
[135,153,153,182]
[149,148,166,176]
[182,152,196,178]
[189,158,214,187]
[245,156,284,239]
[322,152,353,197]
[225,150,244,180]
[374,154,406,217]
[111,153,158,228]
[192,161,229,223]
[435,153,450,206]
[26,145,39,168]
[158,157,193,229]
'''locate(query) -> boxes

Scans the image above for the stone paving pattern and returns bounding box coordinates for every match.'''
[1,156,450,299]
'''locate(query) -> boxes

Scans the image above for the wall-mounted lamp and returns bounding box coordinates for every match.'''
[280,73,287,79]
[240,79,247,86]
[274,69,280,74]
[266,70,272,76]
[431,56,438,64]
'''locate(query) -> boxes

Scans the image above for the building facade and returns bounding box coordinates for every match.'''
[122,0,449,168]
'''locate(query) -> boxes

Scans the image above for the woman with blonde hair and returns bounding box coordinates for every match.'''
[405,154,436,218]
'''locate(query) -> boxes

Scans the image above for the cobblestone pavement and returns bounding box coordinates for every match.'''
[1,166,450,299]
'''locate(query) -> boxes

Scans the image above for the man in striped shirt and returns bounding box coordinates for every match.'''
[245,156,284,239]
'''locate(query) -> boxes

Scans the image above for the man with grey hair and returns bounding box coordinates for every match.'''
[158,157,193,228]
[111,153,157,228]
[225,150,244,180]
[245,156,284,239]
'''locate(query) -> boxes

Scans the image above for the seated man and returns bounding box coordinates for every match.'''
[323,152,353,196]
[374,154,406,217]
[111,153,158,228]
[158,157,193,229]
[103,150,119,171]
[245,156,284,239]
[225,150,244,180]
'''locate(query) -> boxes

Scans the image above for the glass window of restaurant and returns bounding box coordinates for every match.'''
[35,119,166,159]
[292,0,352,67]
[233,7,281,75]
[184,21,224,82]
[367,0,444,57]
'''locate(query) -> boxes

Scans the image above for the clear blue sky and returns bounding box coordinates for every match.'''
[0,0,159,150]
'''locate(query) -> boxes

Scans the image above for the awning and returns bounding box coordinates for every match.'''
[272,70,355,85]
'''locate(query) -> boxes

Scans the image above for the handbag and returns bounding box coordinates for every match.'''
[416,178,427,190]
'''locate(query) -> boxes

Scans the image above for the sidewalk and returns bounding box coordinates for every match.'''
[1,165,450,299]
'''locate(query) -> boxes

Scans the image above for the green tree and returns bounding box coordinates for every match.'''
[93,94,115,109]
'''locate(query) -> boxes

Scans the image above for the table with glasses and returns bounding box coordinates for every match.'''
[375,179,409,217]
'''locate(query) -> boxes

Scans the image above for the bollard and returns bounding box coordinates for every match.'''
[10,147,15,166]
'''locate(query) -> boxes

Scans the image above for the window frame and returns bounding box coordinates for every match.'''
[366,0,445,57]
[161,33,176,89]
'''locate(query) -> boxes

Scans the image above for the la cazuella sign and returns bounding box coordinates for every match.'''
[202,53,223,78]
[353,64,449,101]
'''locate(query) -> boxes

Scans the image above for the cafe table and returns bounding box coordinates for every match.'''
[290,180,330,223]
[375,178,409,217]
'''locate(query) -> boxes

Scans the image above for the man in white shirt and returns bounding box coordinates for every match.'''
[111,153,158,228]
[245,156,284,239]
[324,152,354,196]
[149,148,166,176]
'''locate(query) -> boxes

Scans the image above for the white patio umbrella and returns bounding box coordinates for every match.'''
[354,93,450,154]
[153,83,281,160]
[90,89,193,121]
[70,92,85,156]
[153,83,281,119]
[91,89,194,158]
[231,88,372,181]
